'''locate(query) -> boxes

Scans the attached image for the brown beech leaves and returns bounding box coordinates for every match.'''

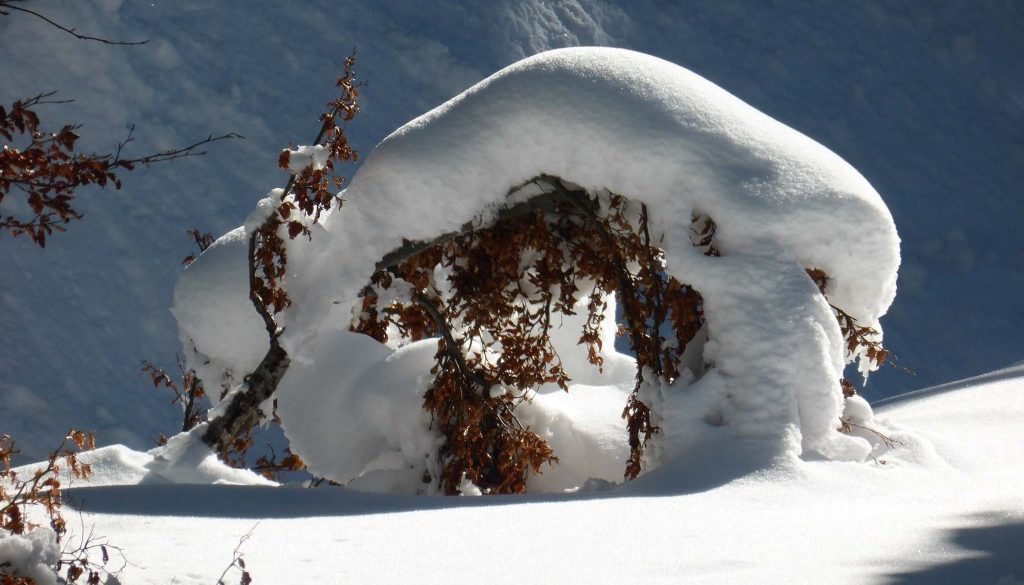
[806,268,891,397]
[0,92,237,247]
[251,53,360,316]
[203,52,361,459]
[355,177,707,493]
[351,176,892,494]
[1,431,123,585]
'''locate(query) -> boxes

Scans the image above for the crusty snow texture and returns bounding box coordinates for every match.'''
[173,48,899,493]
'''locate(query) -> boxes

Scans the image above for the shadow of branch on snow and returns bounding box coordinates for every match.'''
[883,513,1024,585]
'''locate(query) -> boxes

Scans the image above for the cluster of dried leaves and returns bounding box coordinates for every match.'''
[1,431,122,585]
[355,176,706,493]
[599,196,705,479]
[806,268,890,397]
[0,92,237,247]
[251,445,307,483]
[1,431,92,543]
[181,227,216,267]
[250,52,360,316]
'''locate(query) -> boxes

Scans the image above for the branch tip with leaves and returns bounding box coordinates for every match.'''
[202,51,361,458]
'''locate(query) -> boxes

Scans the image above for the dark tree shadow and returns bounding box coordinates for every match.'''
[884,514,1024,585]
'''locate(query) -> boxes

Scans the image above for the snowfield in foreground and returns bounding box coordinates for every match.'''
[24,365,1021,584]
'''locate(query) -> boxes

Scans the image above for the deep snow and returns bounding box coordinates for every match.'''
[6,366,1022,584]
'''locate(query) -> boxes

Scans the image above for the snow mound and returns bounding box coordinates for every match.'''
[175,47,899,493]
[143,425,277,486]
[173,227,267,401]
[12,427,274,488]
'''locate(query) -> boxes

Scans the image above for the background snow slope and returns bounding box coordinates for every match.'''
[1,1,1022,457]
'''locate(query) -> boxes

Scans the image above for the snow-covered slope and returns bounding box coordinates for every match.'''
[2,2,1022,462]
[5,366,1014,584]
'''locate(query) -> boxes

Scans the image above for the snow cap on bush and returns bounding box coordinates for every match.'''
[175,47,899,493]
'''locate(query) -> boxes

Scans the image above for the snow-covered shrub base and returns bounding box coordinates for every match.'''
[0,528,59,585]
[11,426,276,488]
[173,47,898,493]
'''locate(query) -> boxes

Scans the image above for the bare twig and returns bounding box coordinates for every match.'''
[840,418,904,449]
[216,524,258,585]
[0,1,148,45]
[4,90,74,108]
[114,132,244,167]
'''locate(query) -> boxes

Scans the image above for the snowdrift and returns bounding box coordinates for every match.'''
[174,47,900,493]
[9,366,1022,585]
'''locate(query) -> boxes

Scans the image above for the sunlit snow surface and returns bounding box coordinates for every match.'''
[29,367,1023,584]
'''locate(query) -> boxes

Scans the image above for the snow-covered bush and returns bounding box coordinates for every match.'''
[174,47,899,495]
[0,527,59,585]
[1,432,119,584]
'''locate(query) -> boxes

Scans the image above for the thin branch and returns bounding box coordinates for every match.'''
[6,90,74,108]
[412,290,492,393]
[114,132,244,166]
[0,176,67,189]
[1,2,148,45]
[639,203,665,377]
[840,417,904,449]
[112,124,136,162]
[247,225,280,340]
[886,356,916,376]
[215,523,258,585]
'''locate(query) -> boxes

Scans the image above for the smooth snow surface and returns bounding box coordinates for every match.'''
[175,48,897,491]
[300,47,899,331]
[44,369,1024,584]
